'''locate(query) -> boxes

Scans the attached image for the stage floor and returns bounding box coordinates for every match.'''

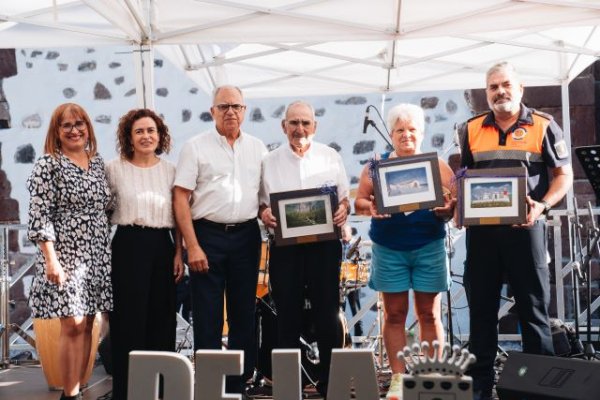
[0,363,112,400]
[0,363,332,400]
[0,362,370,400]
[0,362,506,400]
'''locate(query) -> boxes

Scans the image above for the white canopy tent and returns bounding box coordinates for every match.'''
[2,0,600,147]
[2,1,600,95]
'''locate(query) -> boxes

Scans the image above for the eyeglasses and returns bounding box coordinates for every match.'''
[214,103,246,112]
[60,120,86,132]
[286,119,313,128]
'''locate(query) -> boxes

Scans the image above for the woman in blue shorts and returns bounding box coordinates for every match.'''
[354,103,456,399]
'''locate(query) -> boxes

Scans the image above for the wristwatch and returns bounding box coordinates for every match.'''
[540,200,552,215]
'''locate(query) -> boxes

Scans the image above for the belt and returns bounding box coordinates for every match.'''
[194,218,256,233]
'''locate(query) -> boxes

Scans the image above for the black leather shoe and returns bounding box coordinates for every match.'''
[97,391,113,400]
[59,392,82,400]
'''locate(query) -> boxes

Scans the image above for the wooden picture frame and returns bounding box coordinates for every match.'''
[458,167,527,226]
[373,152,444,214]
[270,187,340,246]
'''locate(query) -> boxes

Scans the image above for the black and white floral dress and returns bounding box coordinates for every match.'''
[27,153,113,319]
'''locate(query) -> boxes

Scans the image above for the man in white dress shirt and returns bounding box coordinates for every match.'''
[173,85,267,396]
[260,101,349,397]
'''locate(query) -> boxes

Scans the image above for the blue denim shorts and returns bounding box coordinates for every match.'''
[368,238,450,293]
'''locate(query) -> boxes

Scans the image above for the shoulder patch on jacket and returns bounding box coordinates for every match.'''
[554,139,569,159]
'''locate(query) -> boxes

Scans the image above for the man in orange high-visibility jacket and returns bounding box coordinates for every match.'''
[458,62,573,400]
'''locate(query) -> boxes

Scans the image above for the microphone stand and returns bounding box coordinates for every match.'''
[364,105,392,148]
[444,228,456,346]
[569,199,588,358]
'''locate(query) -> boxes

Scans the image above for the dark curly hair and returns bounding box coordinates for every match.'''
[116,109,171,160]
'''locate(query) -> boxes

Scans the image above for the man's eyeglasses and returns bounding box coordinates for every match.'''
[286,119,313,128]
[214,104,246,112]
[60,121,86,133]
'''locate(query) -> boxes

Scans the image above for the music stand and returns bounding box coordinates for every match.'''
[575,145,600,201]
[572,146,600,360]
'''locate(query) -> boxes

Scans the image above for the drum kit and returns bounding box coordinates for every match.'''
[253,236,371,386]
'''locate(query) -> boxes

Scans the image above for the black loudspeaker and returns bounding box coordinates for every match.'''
[497,352,600,400]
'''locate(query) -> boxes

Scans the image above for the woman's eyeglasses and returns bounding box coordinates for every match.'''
[60,121,87,132]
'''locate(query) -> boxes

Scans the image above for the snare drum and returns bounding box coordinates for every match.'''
[339,260,369,287]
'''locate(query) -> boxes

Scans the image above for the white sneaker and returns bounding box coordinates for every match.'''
[386,373,403,399]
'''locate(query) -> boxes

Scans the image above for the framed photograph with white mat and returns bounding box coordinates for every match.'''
[458,167,527,226]
[372,152,444,214]
[270,187,340,246]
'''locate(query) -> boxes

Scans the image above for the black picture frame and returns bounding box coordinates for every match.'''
[372,152,444,214]
[270,187,340,246]
[458,167,527,226]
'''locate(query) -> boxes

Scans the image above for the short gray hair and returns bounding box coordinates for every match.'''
[485,62,521,85]
[284,100,316,120]
[212,85,243,104]
[386,103,425,134]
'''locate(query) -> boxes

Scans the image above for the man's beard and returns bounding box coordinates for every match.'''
[489,98,515,113]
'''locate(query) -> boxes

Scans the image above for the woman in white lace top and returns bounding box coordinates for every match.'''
[105,109,184,400]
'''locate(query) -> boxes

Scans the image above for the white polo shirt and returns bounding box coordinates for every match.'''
[174,129,267,223]
[260,141,349,206]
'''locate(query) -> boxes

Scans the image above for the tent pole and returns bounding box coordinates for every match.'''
[561,79,574,214]
[379,93,386,124]
[133,43,155,109]
[132,0,154,109]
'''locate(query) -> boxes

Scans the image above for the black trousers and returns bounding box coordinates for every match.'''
[269,239,342,392]
[464,221,555,396]
[190,219,261,393]
[110,225,176,400]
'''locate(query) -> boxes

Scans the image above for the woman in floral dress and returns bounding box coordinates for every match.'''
[27,103,113,400]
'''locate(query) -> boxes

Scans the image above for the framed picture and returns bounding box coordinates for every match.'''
[270,187,340,246]
[373,152,444,214]
[458,167,527,226]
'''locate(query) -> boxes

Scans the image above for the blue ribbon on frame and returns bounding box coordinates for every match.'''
[319,184,337,195]
[367,158,379,180]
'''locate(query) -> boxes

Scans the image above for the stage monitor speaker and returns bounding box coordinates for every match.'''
[497,352,600,400]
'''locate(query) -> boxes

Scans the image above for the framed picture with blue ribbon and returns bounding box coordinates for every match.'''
[372,152,444,214]
[457,167,527,226]
[270,186,340,246]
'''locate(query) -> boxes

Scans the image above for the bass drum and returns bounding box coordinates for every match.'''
[255,294,350,384]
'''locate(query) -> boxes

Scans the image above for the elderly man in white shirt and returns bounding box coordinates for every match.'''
[259,100,349,398]
[173,85,267,396]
